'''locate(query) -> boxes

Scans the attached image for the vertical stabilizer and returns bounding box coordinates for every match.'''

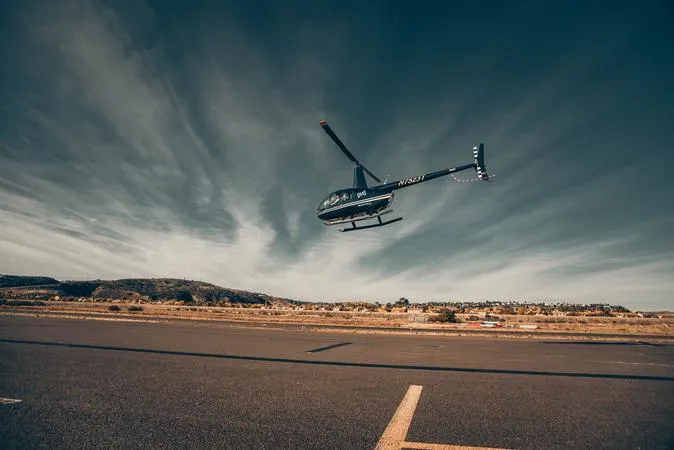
[473,143,489,181]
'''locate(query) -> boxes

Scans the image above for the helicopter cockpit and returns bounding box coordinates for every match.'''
[317,190,353,212]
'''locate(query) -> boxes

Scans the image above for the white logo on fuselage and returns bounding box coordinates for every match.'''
[356,190,367,199]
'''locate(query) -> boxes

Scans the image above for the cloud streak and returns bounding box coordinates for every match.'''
[1,0,673,310]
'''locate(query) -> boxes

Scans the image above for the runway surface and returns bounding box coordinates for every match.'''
[1,315,673,449]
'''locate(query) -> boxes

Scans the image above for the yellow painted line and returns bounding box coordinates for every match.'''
[402,441,508,449]
[375,385,509,450]
[375,385,424,449]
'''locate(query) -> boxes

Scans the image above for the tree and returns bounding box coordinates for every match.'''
[436,309,459,323]
[171,290,193,303]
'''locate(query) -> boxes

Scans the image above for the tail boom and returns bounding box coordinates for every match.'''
[375,142,491,191]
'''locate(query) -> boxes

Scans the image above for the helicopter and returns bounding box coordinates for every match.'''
[316,119,492,232]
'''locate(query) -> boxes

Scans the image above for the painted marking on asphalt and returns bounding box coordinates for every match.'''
[0,397,22,405]
[306,342,352,354]
[375,385,423,449]
[376,385,509,450]
[401,442,505,449]
[605,361,674,368]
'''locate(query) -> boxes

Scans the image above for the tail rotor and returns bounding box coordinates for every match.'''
[451,143,494,183]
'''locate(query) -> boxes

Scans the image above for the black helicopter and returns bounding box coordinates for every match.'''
[316,119,491,232]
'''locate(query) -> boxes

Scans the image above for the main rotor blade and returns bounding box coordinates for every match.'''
[361,165,381,183]
[320,120,359,165]
[320,120,381,183]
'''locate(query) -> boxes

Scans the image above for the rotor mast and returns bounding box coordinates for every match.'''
[352,165,368,189]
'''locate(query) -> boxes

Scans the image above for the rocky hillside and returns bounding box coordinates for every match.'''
[0,274,60,288]
[0,275,301,306]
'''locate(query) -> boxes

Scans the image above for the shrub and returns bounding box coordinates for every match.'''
[108,305,121,311]
[429,310,459,323]
[128,305,143,312]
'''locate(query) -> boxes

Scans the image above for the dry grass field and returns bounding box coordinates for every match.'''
[1,300,672,341]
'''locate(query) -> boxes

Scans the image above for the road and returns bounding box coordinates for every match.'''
[1,315,673,449]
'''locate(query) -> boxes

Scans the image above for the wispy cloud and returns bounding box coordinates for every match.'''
[1,0,672,310]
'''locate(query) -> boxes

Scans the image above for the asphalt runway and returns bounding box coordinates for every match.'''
[1,316,673,449]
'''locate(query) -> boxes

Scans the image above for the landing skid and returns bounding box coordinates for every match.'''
[339,215,403,232]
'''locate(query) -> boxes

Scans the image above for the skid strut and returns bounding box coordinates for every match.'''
[339,215,403,232]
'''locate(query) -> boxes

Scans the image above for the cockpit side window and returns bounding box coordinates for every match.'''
[318,191,353,211]
[329,194,339,205]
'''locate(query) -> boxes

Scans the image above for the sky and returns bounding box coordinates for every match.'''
[1,0,673,310]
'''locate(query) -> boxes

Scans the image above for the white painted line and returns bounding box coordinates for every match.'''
[605,361,674,368]
[375,385,424,449]
[0,397,22,404]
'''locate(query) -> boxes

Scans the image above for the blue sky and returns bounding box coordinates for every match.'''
[1,0,673,310]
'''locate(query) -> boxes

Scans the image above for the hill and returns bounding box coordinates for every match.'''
[0,276,301,307]
[0,274,60,288]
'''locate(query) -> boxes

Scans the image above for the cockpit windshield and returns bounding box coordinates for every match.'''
[317,190,352,212]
